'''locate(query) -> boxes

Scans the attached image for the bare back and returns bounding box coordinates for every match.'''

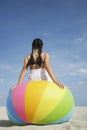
[27,52,46,70]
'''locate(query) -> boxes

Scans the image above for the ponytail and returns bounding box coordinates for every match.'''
[26,38,43,67]
[35,46,43,66]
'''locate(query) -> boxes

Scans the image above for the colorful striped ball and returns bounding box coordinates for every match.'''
[6,81,75,125]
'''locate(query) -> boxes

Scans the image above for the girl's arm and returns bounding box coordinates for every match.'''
[9,57,28,93]
[45,53,64,88]
[17,57,28,85]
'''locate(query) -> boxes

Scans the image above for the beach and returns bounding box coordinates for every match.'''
[0,107,87,130]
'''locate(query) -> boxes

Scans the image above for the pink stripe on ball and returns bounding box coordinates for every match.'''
[12,82,28,123]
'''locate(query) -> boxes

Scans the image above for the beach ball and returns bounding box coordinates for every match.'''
[6,81,75,125]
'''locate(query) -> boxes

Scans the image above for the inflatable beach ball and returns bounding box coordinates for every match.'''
[6,81,75,125]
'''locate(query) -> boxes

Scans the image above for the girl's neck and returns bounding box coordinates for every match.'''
[33,49,38,54]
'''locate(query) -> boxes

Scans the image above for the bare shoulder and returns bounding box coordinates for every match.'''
[42,52,50,57]
[24,54,30,63]
[44,53,50,59]
[42,53,50,63]
[26,54,30,59]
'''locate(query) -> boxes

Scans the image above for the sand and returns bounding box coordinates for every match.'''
[0,107,87,130]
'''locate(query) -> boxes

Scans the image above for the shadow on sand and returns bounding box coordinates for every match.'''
[0,120,32,127]
[0,120,14,127]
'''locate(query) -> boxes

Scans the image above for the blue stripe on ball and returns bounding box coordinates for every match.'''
[6,92,25,124]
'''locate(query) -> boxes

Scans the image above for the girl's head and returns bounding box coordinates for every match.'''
[32,38,44,53]
[27,38,44,67]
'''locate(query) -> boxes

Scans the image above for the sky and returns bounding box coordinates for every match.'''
[0,0,87,106]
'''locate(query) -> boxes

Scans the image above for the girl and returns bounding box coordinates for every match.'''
[17,38,64,88]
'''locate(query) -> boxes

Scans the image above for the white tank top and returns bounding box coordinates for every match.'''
[28,68,53,82]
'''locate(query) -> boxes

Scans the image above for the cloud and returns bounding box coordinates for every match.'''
[42,33,50,37]
[78,68,87,75]
[68,63,75,68]
[78,81,85,85]
[0,63,12,70]
[7,80,17,86]
[84,33,87,36]
[0,62,21,72]
[68,62,87,77]
[75,55,80,59]
[70,18,87,27]
[71,33,87,45]
[52,55,87,78]
[69,69,87,77]
[0,78,4,83]
[0,91,8,106]
[74,38,85,43]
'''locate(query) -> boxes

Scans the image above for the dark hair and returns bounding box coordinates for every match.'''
[27,38,44,67]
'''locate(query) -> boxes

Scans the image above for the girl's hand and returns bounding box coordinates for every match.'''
[9,86,16,93]
[55,81,64,89]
